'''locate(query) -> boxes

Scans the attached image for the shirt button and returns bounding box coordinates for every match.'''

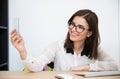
[32,61,34,64]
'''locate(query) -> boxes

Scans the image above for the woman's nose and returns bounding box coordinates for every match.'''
[71,26,76,31]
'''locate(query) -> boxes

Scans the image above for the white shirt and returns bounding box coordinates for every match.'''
[22,41,118,72]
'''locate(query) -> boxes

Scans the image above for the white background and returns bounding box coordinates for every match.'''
[9,0,120,71]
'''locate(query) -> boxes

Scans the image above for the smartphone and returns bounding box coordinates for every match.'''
[14,18,19,33]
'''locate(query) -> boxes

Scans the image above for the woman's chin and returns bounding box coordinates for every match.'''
[70,37,78,41]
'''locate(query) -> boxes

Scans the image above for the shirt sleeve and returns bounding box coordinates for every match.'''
[89,47,119,72]
[21,41,59,72]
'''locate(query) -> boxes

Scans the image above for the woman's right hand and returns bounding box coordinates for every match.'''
[11,29,26,53]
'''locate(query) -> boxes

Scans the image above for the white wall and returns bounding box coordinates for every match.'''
[9,0,119,71]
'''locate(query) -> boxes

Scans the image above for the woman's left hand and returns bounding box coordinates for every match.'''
[70,64,90,71]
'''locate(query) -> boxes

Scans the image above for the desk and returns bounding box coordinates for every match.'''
[0,71,120,79]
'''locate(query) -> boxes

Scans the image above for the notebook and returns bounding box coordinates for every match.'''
[75,71,120,77]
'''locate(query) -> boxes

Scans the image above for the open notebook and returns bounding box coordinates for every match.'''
[75,71,120,77]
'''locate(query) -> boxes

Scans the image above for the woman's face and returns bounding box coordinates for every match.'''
[69,16,92,42]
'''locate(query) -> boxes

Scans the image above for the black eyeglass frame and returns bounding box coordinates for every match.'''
[68,22,89,33]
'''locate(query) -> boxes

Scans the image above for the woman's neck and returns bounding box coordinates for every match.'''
[74,41,84,56]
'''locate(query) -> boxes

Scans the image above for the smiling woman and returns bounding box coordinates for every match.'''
[10,9,118,72]
[9,0,119,71]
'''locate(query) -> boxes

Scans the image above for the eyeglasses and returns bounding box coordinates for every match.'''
[68,22,89,33]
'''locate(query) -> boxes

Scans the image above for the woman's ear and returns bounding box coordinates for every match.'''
[87,31,92,37]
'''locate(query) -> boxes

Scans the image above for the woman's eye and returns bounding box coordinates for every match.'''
[78,25,84,29]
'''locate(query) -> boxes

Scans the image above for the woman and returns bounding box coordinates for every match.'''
[11,9,118,72]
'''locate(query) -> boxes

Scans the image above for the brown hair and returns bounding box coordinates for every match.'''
[64,9,100,59]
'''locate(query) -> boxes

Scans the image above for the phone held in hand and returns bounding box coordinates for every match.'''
[14,18,19,33]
